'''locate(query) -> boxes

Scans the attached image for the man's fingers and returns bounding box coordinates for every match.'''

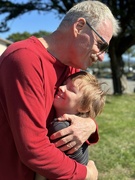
[51,134,73,147]
[66,145,80,154]
[86,160,98,180]
[57,114,75,123]
[50,126,71,140]
[58,141,78,152]
[87,160,95,166]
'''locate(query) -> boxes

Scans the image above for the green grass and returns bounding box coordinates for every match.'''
[89,94,135,180]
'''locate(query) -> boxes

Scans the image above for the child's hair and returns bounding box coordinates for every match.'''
[68,71,107,119]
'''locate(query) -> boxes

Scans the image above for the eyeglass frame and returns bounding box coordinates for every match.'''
[86,21,109,53]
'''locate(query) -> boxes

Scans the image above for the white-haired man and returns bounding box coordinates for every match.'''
[0,1,120,180]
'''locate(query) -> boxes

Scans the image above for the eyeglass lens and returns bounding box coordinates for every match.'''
[86,21,109,53]
[100,42,108,52]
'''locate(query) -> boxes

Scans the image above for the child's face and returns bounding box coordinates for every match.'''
[53,78,82,115]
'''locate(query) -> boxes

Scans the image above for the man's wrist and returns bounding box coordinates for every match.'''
[86,119,99,145]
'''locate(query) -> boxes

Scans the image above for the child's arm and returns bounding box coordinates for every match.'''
[48,119,89,165]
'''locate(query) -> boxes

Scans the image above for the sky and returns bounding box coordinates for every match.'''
[0,10,62,39]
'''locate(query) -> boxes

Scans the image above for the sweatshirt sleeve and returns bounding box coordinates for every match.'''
[1,48,87,180]
[48,120,89,165]
[86,119,99,145]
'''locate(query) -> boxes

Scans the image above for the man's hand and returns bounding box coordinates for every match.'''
[50,114,96,154]
[85,160,98,180]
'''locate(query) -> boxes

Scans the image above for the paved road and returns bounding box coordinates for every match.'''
[98,78,135,94]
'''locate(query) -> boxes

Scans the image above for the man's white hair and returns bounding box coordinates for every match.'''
[59,0,120,36]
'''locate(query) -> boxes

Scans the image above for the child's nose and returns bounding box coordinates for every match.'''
[59,85,66,92]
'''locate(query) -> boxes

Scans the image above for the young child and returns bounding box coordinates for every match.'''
[36,71,107,180]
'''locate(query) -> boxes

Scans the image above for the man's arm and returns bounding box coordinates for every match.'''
[2,49,87,179]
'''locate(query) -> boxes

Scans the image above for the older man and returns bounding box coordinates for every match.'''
[0,1,120,180]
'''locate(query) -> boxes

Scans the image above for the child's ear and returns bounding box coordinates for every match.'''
[77,107,89,113]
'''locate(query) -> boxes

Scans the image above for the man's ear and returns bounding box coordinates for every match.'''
[73,18,86,36]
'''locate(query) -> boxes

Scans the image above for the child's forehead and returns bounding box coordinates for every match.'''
[73,78,83,85]
[64,77,78,85]
[66,76,81,83]
[66,77,85,87]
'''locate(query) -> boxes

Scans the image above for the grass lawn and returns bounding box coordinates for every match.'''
[89,94,135,180]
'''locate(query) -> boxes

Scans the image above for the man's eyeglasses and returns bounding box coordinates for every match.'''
[86,21,109,53]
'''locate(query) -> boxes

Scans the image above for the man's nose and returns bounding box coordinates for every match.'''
[98,52,105,62]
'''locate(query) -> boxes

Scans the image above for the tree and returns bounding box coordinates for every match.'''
[1,0,135,94]
[102,0,135,94]
[124,46,135,70]
[7,31,50,42]
[0,0,74,32]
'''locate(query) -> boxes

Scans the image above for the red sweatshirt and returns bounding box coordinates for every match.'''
[0,36,98,180]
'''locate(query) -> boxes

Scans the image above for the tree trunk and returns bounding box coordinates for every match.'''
[109,40,123,95]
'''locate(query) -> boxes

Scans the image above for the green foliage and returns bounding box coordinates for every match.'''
[0,0,68,32]
[89,94,135,180]
[7,30,51,42]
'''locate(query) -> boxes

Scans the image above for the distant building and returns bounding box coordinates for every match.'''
[0,38,12,55]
